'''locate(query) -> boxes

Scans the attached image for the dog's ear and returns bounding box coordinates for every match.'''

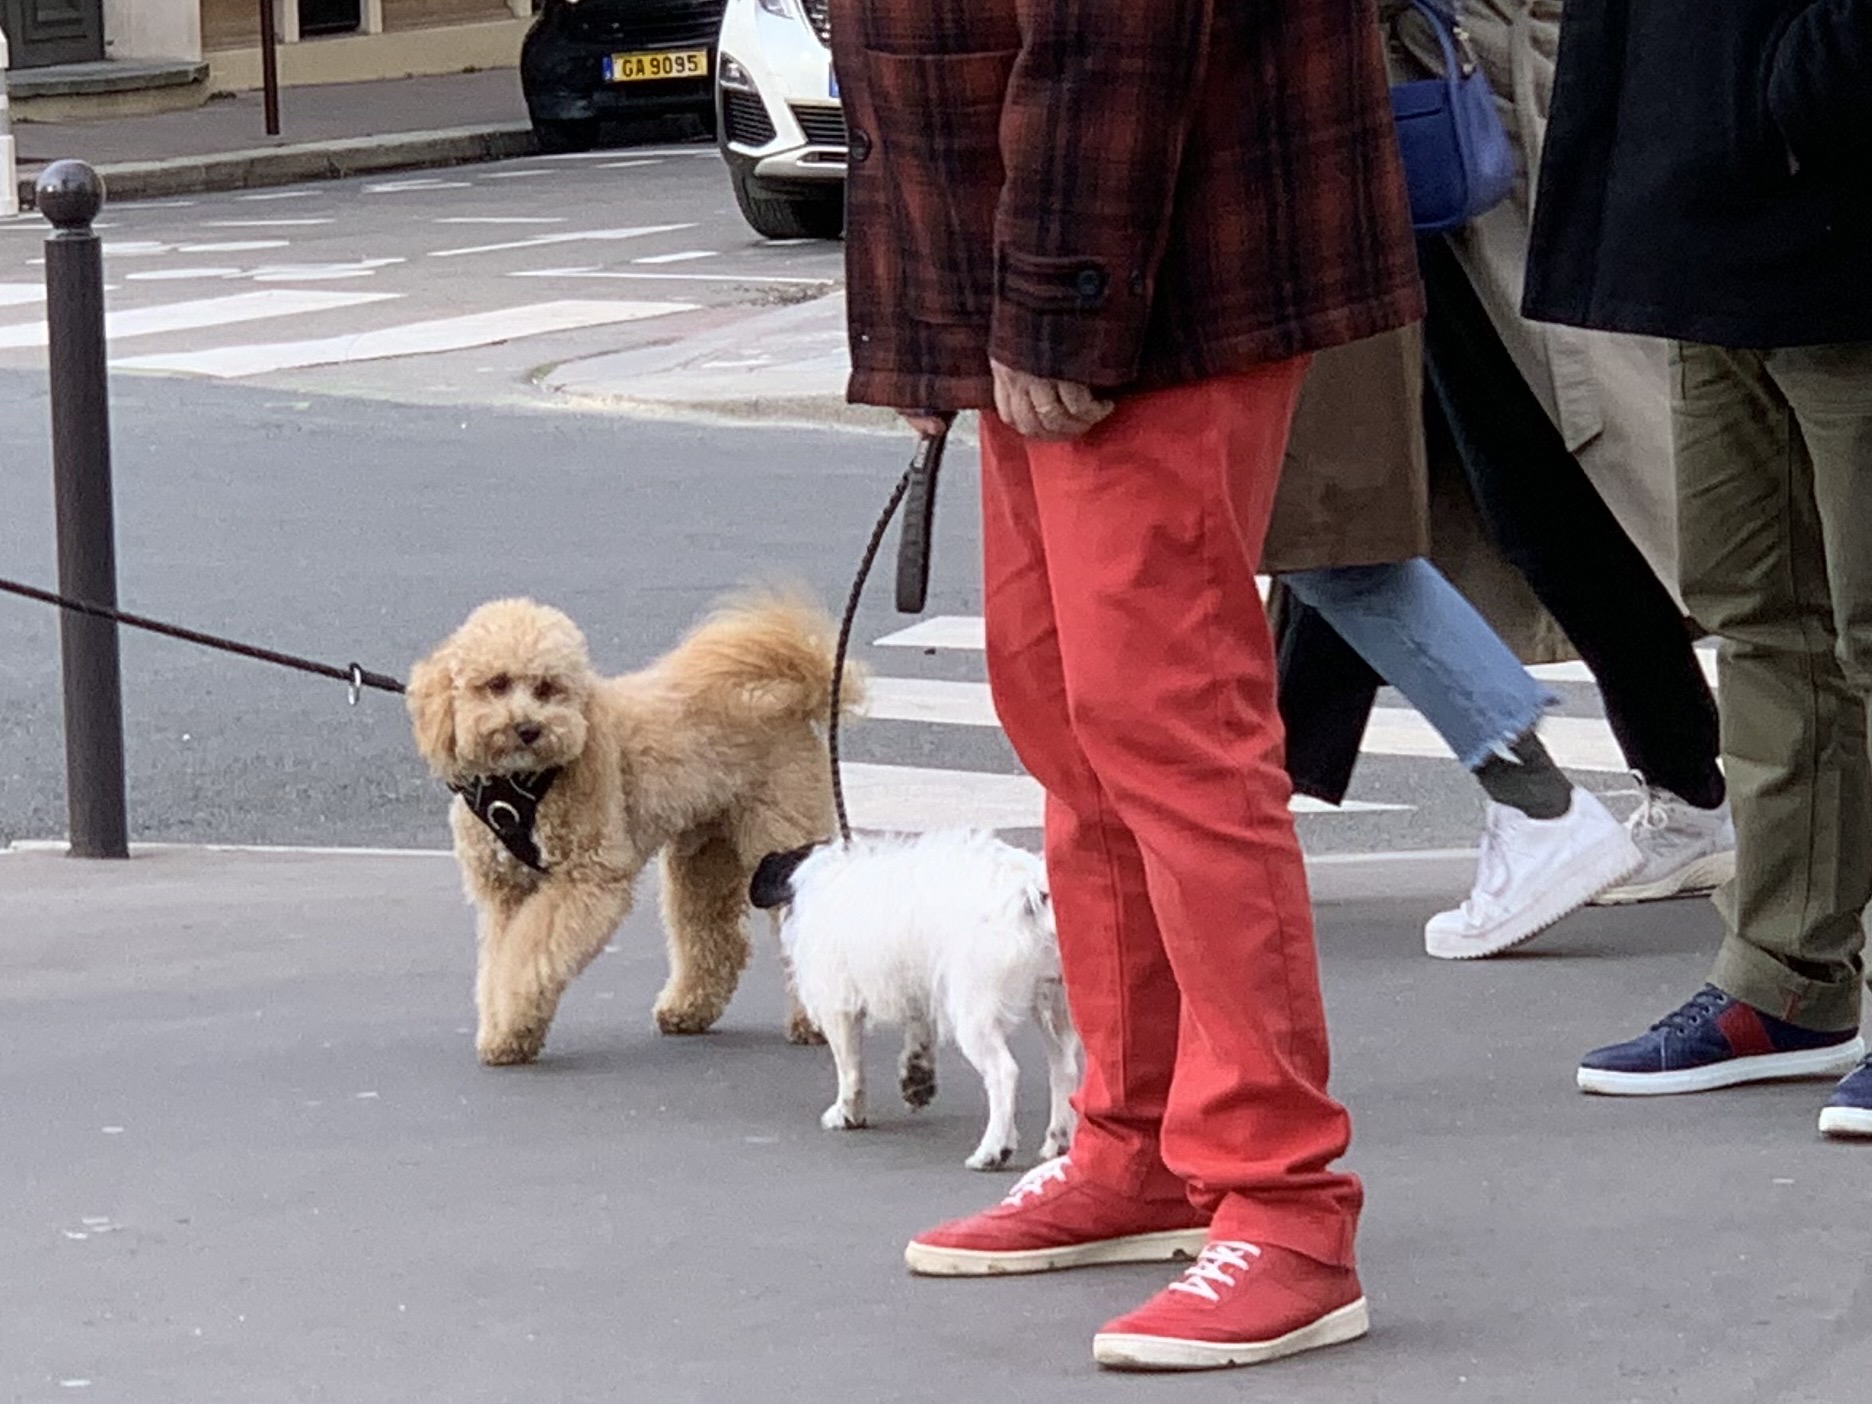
[1022,883,1051,925]
[405,646,458,775]
[749,844,818,910]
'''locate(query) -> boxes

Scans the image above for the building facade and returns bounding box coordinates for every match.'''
[5,1,532,89]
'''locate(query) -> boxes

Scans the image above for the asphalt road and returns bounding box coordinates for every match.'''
[0,359,1587,855]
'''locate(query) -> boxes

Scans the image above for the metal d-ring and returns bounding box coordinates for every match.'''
[347,664,364,707]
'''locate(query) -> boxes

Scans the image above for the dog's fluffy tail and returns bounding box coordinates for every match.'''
[673,591,864,724]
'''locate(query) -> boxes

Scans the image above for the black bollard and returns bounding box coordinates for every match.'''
[39,161,129,860]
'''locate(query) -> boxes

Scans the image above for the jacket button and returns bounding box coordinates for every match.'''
[1075,267,1107,302]
[1129,271,1147,296]
[848,129,872,163]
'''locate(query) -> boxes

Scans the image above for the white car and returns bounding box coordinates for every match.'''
[715,0,847,239]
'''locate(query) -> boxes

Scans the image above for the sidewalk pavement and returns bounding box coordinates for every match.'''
[4,842,1865,1404]
[544,292,886,431]
[10,69,540,208]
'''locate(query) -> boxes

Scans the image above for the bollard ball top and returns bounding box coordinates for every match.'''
[36,162,107,231]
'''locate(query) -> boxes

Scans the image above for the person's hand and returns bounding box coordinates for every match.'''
[991,359,1114,441]
[896,410,951,438]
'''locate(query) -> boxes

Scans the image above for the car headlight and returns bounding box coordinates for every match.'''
[756,0,796,17]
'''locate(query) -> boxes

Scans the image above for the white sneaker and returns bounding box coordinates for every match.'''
[1592,781,1735,905]
[1425,788,1643,960]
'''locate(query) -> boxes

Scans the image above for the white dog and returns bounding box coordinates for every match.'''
[750,829,1082,1170]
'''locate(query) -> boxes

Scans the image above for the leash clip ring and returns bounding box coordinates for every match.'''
[347,664,364,707]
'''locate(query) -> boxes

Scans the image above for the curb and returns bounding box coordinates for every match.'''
[13,122,537,210]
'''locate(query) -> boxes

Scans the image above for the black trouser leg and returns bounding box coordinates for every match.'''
[1271,582,1383,806]
[1417,236,1724,807]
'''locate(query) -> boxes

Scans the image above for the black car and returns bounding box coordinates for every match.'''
[520,0,729,152]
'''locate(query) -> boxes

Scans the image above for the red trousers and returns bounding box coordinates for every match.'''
[979,360,1362,1267]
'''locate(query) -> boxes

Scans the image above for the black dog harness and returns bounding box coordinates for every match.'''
[451,769,561,873]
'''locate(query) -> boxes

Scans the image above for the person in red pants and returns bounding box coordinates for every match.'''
[829,0,1421,1372]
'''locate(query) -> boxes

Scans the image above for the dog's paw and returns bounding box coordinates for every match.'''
[964,1143,1017,1171]
[653,999,722,1037]
[821,1101,866,1131]
[899,1053,938,1110]
[1039,1130,1073,1161]
[477,1029,545,1066]
[786,1011,826,1046]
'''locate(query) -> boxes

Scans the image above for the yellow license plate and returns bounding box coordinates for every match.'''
[605,49,710,83]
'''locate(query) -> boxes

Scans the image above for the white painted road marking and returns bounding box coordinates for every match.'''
[112,299,695,378]
[0,289,396,350]
[428,224,696,258]
[0,283,43,308]
[633,250,719,265]
[840,763,1403,833]
[510,266,838,287]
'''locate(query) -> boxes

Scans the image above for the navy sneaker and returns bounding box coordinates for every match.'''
[1577,985,1865,1096]
[1819,1056,1872,1139]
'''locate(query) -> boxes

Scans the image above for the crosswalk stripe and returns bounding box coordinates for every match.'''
[864,676,995,727]
[0,283,42,308]
[1528,648,1720,688]
[840,763,1405,833]
[866,675,1629,772]
[0,289,395,351]
[1365,708,1627,772]
[427,224,695,259]
[875,615,984,651]
[110,299,696,378]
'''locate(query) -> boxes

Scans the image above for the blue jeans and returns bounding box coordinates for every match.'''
[1281,559,1554,771]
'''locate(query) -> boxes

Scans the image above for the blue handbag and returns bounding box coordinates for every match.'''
[1388,0,1516,233]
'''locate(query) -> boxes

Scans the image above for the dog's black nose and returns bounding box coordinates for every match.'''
[515,723,542,746]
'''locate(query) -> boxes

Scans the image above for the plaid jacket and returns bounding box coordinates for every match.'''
[832,0,1425,411]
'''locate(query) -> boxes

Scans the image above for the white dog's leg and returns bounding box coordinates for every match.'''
[819,1008,867,1131]
[1033,979,1081,1160]
[899,1011,937,1109]
[955,1016,1020,1171]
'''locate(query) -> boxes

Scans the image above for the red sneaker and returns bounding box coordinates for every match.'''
[1092,1241,1368,1370]
[904,1157,1209,1277]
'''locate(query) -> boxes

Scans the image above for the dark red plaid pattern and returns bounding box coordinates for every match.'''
[832,0,1425,411]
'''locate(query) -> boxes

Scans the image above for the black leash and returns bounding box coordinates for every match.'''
[0,575,406,702]
[827,421,951,842]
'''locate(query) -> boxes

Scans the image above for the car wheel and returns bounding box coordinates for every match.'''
[729,165,845,241]
[534,117,600,154]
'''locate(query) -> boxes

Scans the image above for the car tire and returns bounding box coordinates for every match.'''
[534,117,600,154]
[729,164,845,241]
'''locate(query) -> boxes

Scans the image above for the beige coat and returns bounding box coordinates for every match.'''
[1269,1,1680,657]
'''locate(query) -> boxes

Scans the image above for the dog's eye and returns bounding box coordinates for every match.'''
[485,674,512,697]
[533,680,560,702]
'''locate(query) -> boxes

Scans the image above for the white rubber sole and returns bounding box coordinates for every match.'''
[1817,1103,1872,1138]
[904,1227,1208,1278]
[1093,1297,1370,1371]
[1577,1037,1866,1096]
[1424,829,1642,961]
[1592,848,1736,905]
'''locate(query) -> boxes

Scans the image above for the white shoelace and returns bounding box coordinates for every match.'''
[1609,772,1670,834]
[1001,1156,1070,1207]
[1166,1241,1262,1303]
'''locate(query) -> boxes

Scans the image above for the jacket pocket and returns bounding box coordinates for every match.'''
[860,48,1016,326]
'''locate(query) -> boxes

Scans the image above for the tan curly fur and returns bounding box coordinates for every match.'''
[407,591,863,1065]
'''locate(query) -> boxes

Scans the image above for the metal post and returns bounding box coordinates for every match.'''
[38,161,129,860]
[259,1,282,137]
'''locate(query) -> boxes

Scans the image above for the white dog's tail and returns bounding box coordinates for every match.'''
[672,592,865,725]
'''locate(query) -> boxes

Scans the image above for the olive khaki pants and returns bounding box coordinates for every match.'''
[1675,340,1872,1032]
